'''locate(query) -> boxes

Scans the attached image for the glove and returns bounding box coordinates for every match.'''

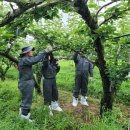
[45,45,53,53]
[89,77,93,80]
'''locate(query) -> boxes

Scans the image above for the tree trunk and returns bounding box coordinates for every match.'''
[94,37,113,115]
[100,92,113,115]
[73,0,114,115]
[1,74,6,81]
[0,66,5,81]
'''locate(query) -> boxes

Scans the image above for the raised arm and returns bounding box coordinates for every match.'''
[56,65,60,73]
[23,52,47,65]
[52,59,60,73]
[42,58,49,68]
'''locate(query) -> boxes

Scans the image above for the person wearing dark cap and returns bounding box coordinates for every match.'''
[72,51,94,107]
[18,46,52,122]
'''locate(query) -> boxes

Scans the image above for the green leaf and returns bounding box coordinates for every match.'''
[2,33,15,38]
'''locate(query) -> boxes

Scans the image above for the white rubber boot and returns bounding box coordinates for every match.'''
[72,97,78,107]
[51,101,63,112]
[20,113,33,122]
[80,96,89,106]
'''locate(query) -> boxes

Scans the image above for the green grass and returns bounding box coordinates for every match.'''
[0,80,129,130]
[57,60,75,91]
[5,60,130,104]
[0,60,129,130]
[57,60,130,104]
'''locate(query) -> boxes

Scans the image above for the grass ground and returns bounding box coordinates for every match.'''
[0,60,129,130]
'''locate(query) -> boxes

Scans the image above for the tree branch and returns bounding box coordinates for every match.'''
[0,3,36,27]
[0,0,59,27]
[26,0,60,14]
[114,46,122,66]
[4,0,43,6]
[96,1,114,17]
[4,62,13,75]
[96,0,122,17]
[99,9,128,27]
[114,33,130,39]
[105,33,130,40]
[0,51,18,64]
[73,0,97,30]
[99,15,114,27]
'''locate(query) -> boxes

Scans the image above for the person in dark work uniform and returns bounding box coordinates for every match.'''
[18,46,51,121]
[42,48,62,115]
[72,51,93,107]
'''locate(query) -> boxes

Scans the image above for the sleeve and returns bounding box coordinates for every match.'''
[42,58,49,68]
[56,65,60,73]
[23,52,47,65]
[89,62,94,77]
[52,63,60,73]
[41,59,48,76]
[73,52,79,63]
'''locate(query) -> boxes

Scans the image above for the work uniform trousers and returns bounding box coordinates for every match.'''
[43,78,58,105]
[18,79,34,115]
[73,73,88,98]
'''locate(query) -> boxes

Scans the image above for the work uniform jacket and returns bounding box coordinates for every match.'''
[73,52,94,97]
[18,52,46,114]
[42,59,60,79]
[42,58,60,104]
[73,52,93,78]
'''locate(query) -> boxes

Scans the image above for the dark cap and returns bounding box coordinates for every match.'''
[20,46,35,54]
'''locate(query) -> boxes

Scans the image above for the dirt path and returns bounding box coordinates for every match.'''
[58,90,130,121]
[58,90,100,122]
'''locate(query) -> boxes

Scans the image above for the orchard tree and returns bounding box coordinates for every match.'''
[0,0,130,115]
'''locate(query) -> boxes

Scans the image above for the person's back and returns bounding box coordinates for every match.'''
[72,51,93,107]
[75,55,92,74]
[42,59,59,79]
[42,53,62,115]
[73,52,93,76]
